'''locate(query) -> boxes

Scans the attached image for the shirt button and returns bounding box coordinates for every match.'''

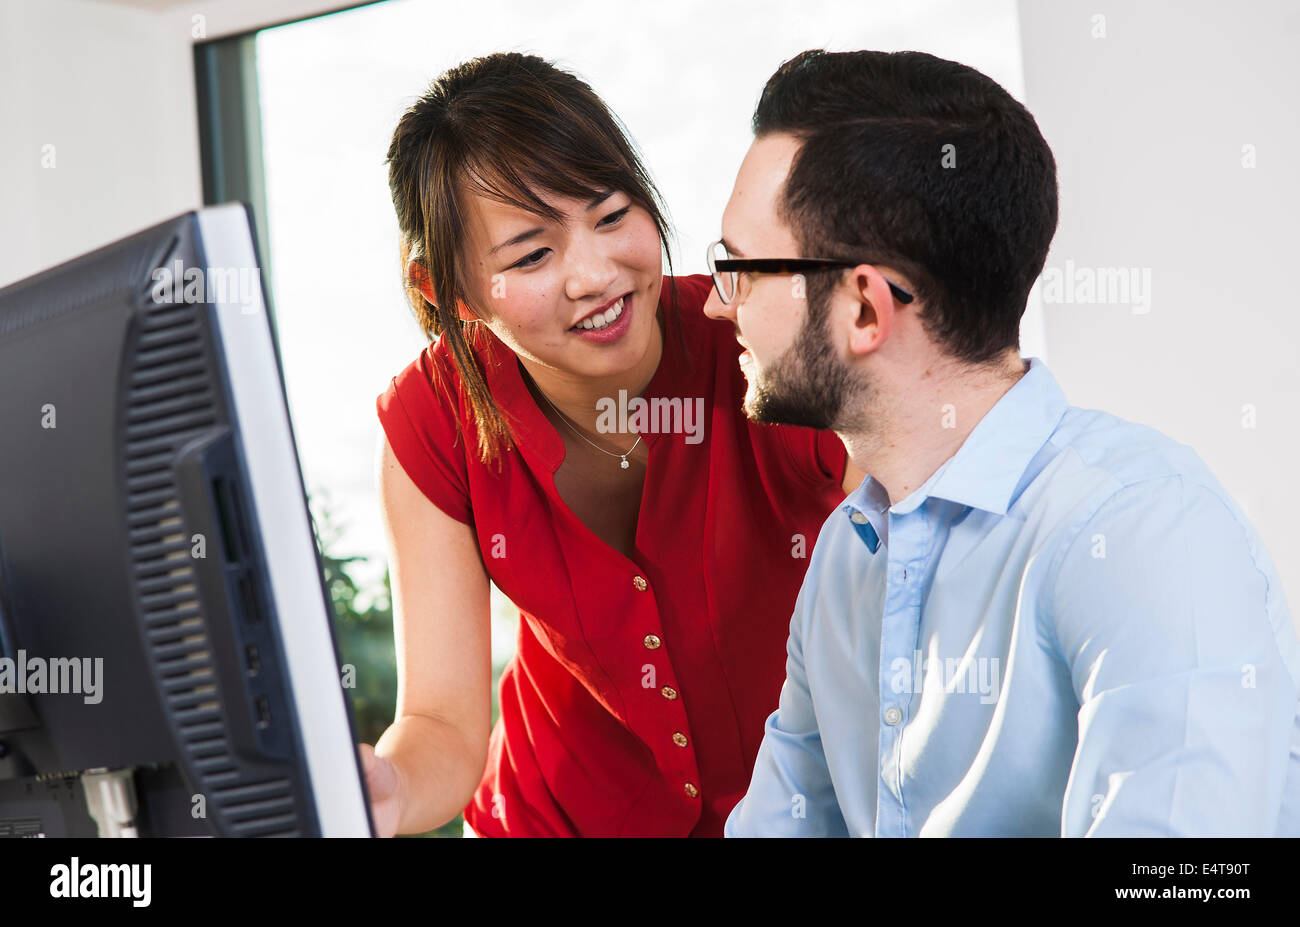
[643,634,662,650]
[684,782,699,798]
[850,511,869,524]
[883,706,903,725]
[632,575,648,591]
[661,685,678,700]
[672,731,688,747]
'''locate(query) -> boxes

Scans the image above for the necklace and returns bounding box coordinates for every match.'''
[529,377,641,469]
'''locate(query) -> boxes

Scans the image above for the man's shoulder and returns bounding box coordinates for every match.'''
[1037,405,1273,584]
[1025,405,1252,543]
[1039,404,1295,686]
[1050,405,1217,492]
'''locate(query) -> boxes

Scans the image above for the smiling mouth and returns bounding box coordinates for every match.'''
[571,292,631,331]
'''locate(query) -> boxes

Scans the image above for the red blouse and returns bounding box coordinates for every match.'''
[376,274,848,836]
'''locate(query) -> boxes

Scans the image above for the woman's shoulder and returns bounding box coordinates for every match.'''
[376,333,487,524]
[389,324,498,410]
[663,273,736,351]
[383,338,454,418]
[379,328,497,457]
[663,273,712,322]
[663,272,713,309]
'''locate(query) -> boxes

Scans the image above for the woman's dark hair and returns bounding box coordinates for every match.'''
[386,52,679,466]
[753,49,1059,365]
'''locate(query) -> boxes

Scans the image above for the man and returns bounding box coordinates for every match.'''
[705,48,1300,836]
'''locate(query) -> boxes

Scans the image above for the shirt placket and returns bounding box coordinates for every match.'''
[875,507,926,837]
[616,567,703,832]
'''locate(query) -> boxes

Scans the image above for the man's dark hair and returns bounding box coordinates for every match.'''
[753,49,1058,365]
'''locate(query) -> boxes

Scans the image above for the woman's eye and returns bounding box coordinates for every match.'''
[598,206,631,228]
[512,248,549,269]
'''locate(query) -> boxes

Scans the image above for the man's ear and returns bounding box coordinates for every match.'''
[845,264,898,357]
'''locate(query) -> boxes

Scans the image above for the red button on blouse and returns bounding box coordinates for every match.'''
[376,274,847,836]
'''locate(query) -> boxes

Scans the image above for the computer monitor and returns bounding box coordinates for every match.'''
[0,204,374,837]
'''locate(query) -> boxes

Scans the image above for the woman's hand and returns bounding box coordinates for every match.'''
[358,742,405,838]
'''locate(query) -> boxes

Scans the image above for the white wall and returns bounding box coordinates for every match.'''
[0,0,365,288]
[1018,0,1300,628]
[0,0,194,285]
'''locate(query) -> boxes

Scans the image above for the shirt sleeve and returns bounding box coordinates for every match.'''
[777,425,849,490]
[1050,475,1298,836]
[725,572,850,837]
[375,349,474,526]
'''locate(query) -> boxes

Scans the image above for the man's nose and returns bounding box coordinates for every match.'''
[702,284,733,322]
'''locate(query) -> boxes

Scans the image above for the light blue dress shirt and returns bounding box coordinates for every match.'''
[726,358,1300,837]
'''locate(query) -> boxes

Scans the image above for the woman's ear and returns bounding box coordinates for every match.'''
[407,258,435,304]
[408,258,478,322]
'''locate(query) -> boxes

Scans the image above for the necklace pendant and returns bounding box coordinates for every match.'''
[620,459,630,469]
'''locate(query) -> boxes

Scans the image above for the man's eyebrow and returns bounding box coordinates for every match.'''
[720,237,745,258]
[489,191,618,256]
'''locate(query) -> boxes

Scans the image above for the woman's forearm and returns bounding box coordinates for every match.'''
[375,712,485,834]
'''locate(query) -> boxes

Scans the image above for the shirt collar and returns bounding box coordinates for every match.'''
[841,357,1068,541]
[841,476,891,552]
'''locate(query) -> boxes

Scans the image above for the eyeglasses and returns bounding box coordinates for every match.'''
[706,239,915,306]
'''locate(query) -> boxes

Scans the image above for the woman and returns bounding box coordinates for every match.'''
[361,51,857,837]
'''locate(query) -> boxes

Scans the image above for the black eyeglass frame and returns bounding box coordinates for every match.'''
[706,241,915,306]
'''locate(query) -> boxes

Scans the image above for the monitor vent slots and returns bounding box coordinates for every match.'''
[122,296,299,836]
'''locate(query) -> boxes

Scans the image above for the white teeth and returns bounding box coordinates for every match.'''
[577,296,625,332]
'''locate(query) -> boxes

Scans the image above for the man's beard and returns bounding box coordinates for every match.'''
[743,289,863,431]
